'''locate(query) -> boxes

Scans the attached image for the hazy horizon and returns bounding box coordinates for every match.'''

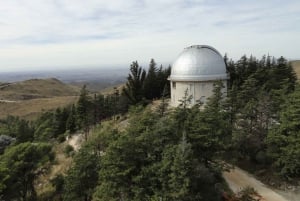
[0,67,130,83]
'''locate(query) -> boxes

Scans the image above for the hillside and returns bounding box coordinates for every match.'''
[0,78,80,120]
[99,83,125,95]
[0,96,78,120]
[290,60,300,80]
[0,78,79,100]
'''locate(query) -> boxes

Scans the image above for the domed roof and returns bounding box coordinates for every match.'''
[170,45,227,81]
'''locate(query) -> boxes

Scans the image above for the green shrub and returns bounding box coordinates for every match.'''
[64,145,74,157]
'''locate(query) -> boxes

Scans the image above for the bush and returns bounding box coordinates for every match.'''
[255,151,269,165]
[57,135,65,143]
[64,145,74,157]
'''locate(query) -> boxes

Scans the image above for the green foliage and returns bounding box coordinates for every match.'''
[0,135,15,154]
[0,116,34,143]
[66,104,77,134]
[143,59,171,100]
[157,85,169,117]
[144,58,159,100]
[64,144,74,157]
[160,136,220,201]
[93,103,225,201]
[123,59,171,105]
[50,174,65,199]
[77,85,93,138]
[267,85,300,177]
[53,107,69,137]
[1,53,298,201]
[122,61,147,105]
[0,142,53,201]
[227,55,297,167]
[63,144,100,201]
[187,81,231,169]
[34,111,55,141]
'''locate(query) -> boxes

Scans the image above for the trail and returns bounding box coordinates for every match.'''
[223,167,290,201]
[0,99,17,103]
[67,133,84,151]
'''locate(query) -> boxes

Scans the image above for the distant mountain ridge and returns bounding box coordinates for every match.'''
[0,68,128,83]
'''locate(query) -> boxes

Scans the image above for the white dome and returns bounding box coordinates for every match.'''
[170,45,227,81]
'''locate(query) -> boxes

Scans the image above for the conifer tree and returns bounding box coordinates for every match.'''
[77,85,92,140]
[0,143,53,201]
[188,81,230,168]
[122,61,146,104]
[66,104,77,134]
[63,144,100,201]
[144,58,158,99]
[267,85,300,176]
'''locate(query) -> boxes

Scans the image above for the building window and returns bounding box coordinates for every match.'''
[172,82,176,89]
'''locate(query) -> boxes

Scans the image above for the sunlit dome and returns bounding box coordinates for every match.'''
[170,45,227,81]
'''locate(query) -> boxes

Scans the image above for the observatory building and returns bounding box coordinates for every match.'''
[169,45,228,107]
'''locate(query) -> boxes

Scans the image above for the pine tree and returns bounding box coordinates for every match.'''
[122,61,146,105]
[63,145,100,201]
[0,143,53,201]
[144,58,158,99]
[77,85,92,140]
[188,81,230,168]
[267,85,300,176]
[66,104,77,134]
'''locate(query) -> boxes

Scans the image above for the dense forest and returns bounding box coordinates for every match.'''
[0,56,299,201]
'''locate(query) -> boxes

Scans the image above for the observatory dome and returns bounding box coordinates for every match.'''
[170,45,227,81]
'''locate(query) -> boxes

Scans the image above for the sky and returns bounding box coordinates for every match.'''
[0,0,300,72]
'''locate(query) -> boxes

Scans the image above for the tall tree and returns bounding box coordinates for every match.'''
[187,82,231,168]
[267,85,300,176]
[122,61,146,104]
[63,144,100,201]
[77,85,92,140]
[66,104,77,134]
[144,58,158,100]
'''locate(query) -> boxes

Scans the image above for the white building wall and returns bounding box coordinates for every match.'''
[170,80,227,107]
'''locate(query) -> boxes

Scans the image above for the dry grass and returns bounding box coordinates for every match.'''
[0,96,78,120]
[0,78,80,120]
[35,141,74,197]
[0,78,79,100]
[100,83,125,95]
[290,60,300,81]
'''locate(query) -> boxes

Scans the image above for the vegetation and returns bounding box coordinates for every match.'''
[0,78,79,100]
[0,96,78,120]
[122,59,171,105]
[0,55,299,200]
[266,86,300,177]
[226,55,299,179]
[0,142,54,201]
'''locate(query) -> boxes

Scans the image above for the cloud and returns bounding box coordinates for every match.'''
[0,0,299,70]
[1,0,299,44]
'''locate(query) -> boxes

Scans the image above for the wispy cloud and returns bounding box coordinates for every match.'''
[0,0,299,70]
[1,0,299,44]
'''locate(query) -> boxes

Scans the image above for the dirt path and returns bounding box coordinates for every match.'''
[0,99,17,103]
[67,133,84,151]
[223,167,289,201]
